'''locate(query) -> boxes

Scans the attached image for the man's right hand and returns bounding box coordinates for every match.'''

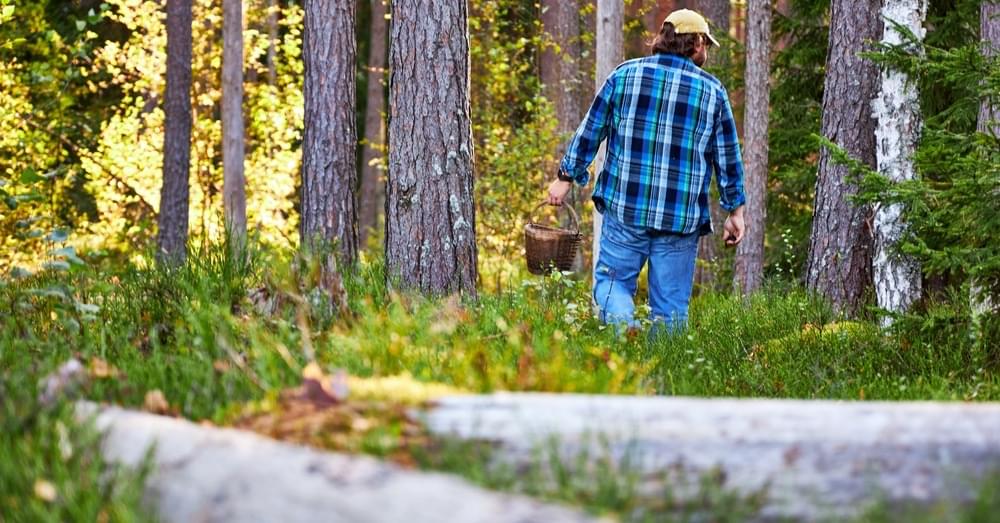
[547,179,573,206]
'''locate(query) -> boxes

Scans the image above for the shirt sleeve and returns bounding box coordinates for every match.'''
[712,89,747,212]
[558,72,616,186]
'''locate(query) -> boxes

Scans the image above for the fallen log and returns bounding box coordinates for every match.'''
[78,403,602,523]
[423,394,1000,520]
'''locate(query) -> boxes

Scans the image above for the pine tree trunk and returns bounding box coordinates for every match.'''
[387,0,478,296]
[592,0,625,276]
[645,0,677,38]
[734,0,770,295]
[157,0,193,266]
[805,0,881,316]
[696,0,729,33]
[542,0,585,264]
[223,0,247,250]
[266,0,278,85]
[301,0,358,264]
[973,1,1000,317]
[873,0,926,320]
[689,0,730,293]
[358,0,388,247]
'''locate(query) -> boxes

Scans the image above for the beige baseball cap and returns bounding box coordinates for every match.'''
[664,9,721,47]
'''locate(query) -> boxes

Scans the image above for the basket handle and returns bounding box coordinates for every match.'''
[529,202,580,234]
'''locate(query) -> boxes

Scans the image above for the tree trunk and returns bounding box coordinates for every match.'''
[592,0,625,277]
[541,0,585,266]
[734,0,770,295]
[387,0,478,296]
[973,1,1000,318]
[301,0,359,264]
[157,0,193,266]
[223,0,247,250]
[691,0,730,293]
[358,0,388,248]
[805,0,881,316]
[644,0,677,40]
[266,0,278,85]
[873,0,926,321]
[696,0,729,34]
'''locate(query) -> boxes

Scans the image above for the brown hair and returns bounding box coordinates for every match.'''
[650,22,705,56]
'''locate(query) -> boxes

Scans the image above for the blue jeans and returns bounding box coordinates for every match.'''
[593,214,700,334]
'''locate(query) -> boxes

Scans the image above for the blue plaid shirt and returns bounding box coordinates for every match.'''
[560,53,746,235]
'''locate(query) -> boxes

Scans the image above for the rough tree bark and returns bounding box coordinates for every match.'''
[157,0,193,266]
[387,0,478,296]
[591,0,625,276]
[873,0,926,320]
[266,0,278,85]
[734,0,770,295]
[301,0,359,264]
[222,0,247,250]
[359,0,388,247]
[695,0,729,34]
[542,0,585,260]
[645,0,677,39]
[973,2,1000,318]
[805,0,881,316]
[691,0,729,292]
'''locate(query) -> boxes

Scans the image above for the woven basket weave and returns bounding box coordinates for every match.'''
[524,202,582,275]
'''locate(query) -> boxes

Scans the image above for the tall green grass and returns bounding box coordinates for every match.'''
[2,242,999,520]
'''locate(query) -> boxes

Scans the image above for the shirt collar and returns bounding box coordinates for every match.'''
[650,53,697,70]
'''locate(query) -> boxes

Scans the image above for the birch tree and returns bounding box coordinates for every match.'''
[359,0,388,247]
[157,0,193,265]
[592,0,624,275]
[805,0,881,315]
[974,1,1000,318]
[222,0,247,249]
[387,0,477,296]
[734,0,770,295]
[872,0,927,319]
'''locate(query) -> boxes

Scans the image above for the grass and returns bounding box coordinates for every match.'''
[2,242,999,520]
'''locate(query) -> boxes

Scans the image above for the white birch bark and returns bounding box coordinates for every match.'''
[972,2,1000,320]
[873,0,927,321]
[591,0,623,277]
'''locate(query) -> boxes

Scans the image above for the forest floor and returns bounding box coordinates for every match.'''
[3,244,999,521]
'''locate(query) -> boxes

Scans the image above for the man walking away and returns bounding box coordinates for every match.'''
[547,9,747,335]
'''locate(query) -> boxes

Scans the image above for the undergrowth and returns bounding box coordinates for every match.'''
[2,243,999,520]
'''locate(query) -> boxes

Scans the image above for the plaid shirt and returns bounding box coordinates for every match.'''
[560,53,746,235]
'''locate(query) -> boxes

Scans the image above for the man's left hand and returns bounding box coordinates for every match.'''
[723,207,745,247]
[547,179,573,206]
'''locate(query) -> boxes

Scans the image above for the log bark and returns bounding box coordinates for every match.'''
[734,0,770,295]
[157,0,193,266]
[80,404,602,523]
[425,393,1000,521]
[358,0,388,247]
[873,0,927,320]
[805,0,881,316]
[591,0,624,276]
[301,0,359,264]
[387,0,478,296]
[222,0,247,250]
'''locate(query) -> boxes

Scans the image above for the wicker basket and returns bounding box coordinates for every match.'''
[524,202,582,275]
